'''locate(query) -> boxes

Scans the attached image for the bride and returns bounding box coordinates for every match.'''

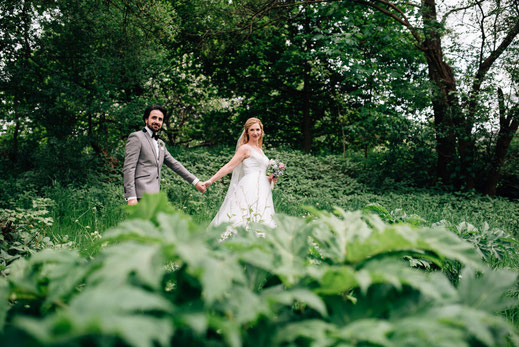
[204,118,276,228]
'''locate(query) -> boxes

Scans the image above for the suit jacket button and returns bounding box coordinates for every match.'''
[156,176,159,179]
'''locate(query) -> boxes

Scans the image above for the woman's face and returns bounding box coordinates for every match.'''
[247,123,262,142]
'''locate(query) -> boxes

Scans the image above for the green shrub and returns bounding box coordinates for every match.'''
[0,194,517,347]
[0,198,74,276]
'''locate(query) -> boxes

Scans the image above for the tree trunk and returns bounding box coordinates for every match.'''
[87,112,102,156]
[462,17,519,190]
[484,89,519,196]
[302,7,313,153]
[421,0,460,186]
[8,0,32,163]
[10,118,20,162]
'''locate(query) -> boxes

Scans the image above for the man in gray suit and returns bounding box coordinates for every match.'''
[123,105,206,205]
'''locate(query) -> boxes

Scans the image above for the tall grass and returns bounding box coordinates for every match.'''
[42,181,125,253]
[6,146,517,255]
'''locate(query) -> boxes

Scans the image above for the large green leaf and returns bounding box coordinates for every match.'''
[311,259,457,301]
[68,284,173,316]
[415,226,485,270]
[392,304,519,347]
[7,249,86,303]
[217,286,268,324]
[156,213,210,264]
[388,314,469,347]
[87,242,165,289]
[358,258,457,300]
[457,267,518,312]
[124,193,177,225]
[102,219,167,244]
[273,319,337,346]
[208,315,242,347]
[311,265,358,295]
[335,319,393,346]
[261,285,327,317]
[310,208,484,271]
[0,278,8,331]
[16,313,173,347]
[233,244,277,274]
[197,254,246,305]
[15,284,174,347]
[264,214,313,286]
[309,208,374,263]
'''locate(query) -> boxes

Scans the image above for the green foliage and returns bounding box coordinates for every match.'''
[498,136,519,198]
[436,220,519,266]
[0,198,73,275]
[2,145,517,253]
[0,0,216,183]
[165,147,519,236]
[2,0,517,194]
[0,194,517,346]
[171,0,428,154]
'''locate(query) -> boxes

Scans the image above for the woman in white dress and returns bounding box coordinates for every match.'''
[204,118,277,228]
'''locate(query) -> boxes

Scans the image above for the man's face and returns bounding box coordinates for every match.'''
[145,109,164,132]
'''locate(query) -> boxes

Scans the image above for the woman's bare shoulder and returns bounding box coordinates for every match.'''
[237,144,251,157]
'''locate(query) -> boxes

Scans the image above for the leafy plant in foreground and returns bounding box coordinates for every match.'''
[0,194,517,346]
[435,220,519,265]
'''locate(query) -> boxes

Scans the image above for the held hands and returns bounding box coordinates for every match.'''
[195,182,207,193]
[199,175,276,193]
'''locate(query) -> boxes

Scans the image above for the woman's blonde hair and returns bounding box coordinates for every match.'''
[239,117,264,148]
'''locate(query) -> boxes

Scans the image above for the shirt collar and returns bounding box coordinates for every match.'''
[145,126,155,139]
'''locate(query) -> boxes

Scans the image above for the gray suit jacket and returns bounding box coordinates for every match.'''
[123,130,196,199]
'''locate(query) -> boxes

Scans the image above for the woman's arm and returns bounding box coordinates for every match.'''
[204,145,250,186]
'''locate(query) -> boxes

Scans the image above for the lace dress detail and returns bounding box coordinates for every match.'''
[210,145,275,228]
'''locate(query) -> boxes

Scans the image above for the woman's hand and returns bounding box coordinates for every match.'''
[203,179,213,187]
[268,174,278,185]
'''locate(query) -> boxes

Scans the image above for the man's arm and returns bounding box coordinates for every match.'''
[163,148,206,193]
[123,133,141,201]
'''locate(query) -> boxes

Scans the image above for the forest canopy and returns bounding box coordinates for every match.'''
[1,0,518,196]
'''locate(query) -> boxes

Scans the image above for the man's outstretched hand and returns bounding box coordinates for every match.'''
[127,198,138,205]
[195,182,207,193]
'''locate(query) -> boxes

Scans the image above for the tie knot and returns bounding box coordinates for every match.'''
[152,132,159,140]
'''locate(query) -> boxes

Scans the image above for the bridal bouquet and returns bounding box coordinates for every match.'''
[268,159,286,189]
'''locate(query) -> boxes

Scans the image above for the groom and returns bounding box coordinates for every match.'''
[123,105,206,205]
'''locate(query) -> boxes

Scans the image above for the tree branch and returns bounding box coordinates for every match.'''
[468,16,519,111]
[439,0,485,27]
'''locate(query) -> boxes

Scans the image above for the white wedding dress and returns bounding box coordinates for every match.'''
[210,144,275,229]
